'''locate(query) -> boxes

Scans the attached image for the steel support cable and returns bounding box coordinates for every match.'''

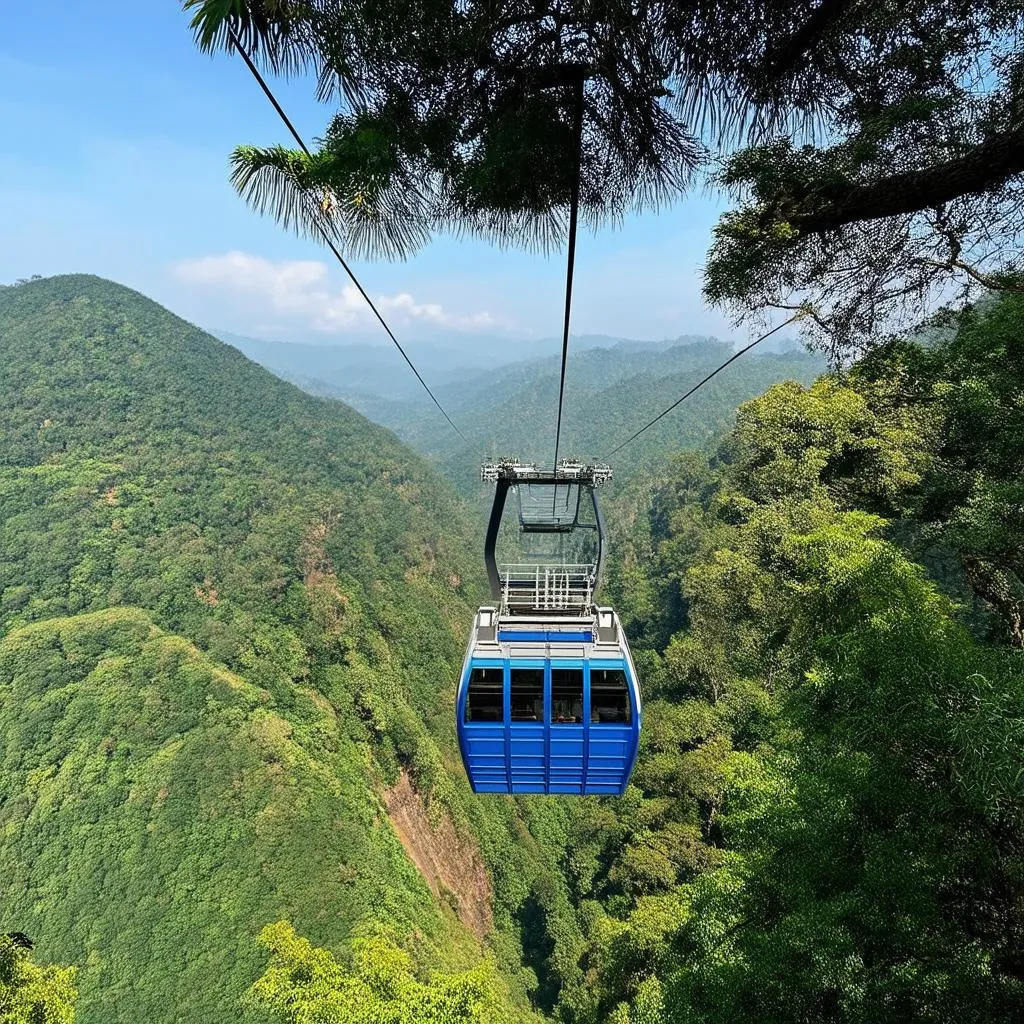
[551,73,587,474]
[225,28,469,443]
[602,313,804,460]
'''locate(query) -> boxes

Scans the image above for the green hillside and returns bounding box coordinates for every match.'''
[0,275,563,1023]
[8,273,1021,1024]
[1,607,451,1019]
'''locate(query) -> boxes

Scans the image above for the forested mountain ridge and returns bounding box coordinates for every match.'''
[281,337,825,495]
[0,274,567,1023]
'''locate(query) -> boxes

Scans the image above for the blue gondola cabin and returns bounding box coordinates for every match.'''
[460,459,641,796]
[457,606,641,795]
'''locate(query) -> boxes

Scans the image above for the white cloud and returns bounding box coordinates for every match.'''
[171,251,499,334]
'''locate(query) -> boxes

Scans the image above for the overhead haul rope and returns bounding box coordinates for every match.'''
[602,311,805,459]
[551,73,586,474]
[225,28,468,443]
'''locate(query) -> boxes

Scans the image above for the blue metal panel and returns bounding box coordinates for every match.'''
[509,730,544,763]
[498,630,594,643]
[543,662,551,794]
[502,661,511,791]
[552,657,585,791]
[459,657,509,793]
[582,661,593,787]
[549,730,584,763]
[588,658,629,671]
[458,651,640,797]
[585,658,639,796]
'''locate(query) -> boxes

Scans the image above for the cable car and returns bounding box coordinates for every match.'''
[457,459,641,795]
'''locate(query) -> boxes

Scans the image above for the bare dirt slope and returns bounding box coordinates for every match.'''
[384,772,493,939]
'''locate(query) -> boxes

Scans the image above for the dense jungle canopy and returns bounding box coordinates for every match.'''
[3,276,1024,1023]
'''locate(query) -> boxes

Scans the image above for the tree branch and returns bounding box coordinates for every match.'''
[782,125,1024,236]
[759,0,864,83]
[911,256,1024,293]
[479,56,593,89]
[911,208,1024,292]
[961,557,1024,647]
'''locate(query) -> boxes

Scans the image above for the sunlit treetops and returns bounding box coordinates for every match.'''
[0,934,77,1024]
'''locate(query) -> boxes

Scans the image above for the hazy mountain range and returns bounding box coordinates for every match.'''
[215,327,806,401]
[217,327,823,495]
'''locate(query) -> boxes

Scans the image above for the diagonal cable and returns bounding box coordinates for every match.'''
[602,314,803,460]
[226,27,468,443]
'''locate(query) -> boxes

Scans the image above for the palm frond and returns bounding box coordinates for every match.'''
[229,145,434,260]
[183,0,317,77]
[229,145,321,237]
[446,205,569,256]
[338,180,436,262]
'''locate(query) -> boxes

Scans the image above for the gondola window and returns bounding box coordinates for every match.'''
[511,667,544,721]
[465,667,503,722]
[591,668,631,724]
[552,667,583,724]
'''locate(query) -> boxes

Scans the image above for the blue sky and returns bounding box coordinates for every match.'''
[1,2,739,349]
